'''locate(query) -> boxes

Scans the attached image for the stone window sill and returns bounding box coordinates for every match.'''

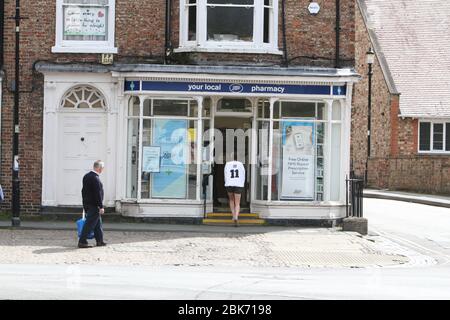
[52,46,118,54]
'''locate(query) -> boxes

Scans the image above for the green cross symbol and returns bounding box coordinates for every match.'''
[166,169,173,175]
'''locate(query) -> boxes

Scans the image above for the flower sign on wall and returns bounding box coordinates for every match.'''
[64,6,107,36]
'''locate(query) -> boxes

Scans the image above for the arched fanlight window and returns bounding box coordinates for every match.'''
[61,85,106,110]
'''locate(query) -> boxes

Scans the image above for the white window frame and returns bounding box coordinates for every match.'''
[418,119,450,154]
[52,0,118,53]
[254,99,342,203]
[125,96,204,202]
[176,0,282,54]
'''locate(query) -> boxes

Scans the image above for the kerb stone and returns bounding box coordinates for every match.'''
[342,217,368,235]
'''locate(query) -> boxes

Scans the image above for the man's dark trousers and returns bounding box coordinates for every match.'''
[79,205,103,244]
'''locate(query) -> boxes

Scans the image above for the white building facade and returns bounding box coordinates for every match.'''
[37,63,359,224]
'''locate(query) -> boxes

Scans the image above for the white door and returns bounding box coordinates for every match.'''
[58,113,107,206]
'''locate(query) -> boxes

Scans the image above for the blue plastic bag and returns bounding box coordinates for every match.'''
[76,211,95,239]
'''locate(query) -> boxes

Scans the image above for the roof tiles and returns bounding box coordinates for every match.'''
[361,0,450,118]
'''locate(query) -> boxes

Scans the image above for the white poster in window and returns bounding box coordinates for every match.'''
[142,146,161,173]
[64,6,107,36]
[281,121,315,200]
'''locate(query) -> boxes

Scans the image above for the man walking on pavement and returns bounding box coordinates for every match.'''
[78,160,107,248]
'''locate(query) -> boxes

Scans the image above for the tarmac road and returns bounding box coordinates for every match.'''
[364,198,450,266]
[1,198,450,299]
[1,262,450,300]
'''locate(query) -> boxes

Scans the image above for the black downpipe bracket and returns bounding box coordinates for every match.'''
[281,0,288,67]
[335,0,341,68]
[164,0,172,64]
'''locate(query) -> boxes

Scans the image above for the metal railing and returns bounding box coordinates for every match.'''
[345,174,364,218]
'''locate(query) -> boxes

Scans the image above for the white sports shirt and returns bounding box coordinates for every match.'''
[224,161,246,187]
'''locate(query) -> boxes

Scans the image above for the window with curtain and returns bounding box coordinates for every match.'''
[178,0,279,53]
[53,0,117,53]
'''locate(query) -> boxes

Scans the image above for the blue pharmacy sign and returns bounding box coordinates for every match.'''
[125,80,347,96]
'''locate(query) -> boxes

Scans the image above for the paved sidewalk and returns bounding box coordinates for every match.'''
[0,222,411,268]
[364,189,450,208]
[0,220,313,233]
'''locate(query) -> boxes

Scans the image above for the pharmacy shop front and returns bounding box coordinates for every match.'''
[114,66,358,223]
[39,64,358,224]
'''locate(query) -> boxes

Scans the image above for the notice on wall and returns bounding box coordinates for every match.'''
[142,146,161,173]
[281,121,315,200]
[64,6,107,36]
[151,119,188,199]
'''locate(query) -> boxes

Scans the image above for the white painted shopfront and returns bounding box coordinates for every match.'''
[38,64,358,223]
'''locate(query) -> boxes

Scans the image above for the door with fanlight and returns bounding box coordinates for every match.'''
[57,85,107,206]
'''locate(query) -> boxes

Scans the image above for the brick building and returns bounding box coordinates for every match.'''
[0,0,360,224]
[353,0,450,195]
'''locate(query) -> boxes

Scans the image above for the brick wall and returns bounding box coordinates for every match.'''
[387,157,450,195]
[351,5,392,180]
[0,0,357,213]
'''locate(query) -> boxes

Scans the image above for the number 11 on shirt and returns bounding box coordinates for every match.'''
[230,169,239,179]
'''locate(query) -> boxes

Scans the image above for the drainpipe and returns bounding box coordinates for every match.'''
[11,0,21,226]
[0,1,3,196]
[335,0,341,68]
[281,0,288,67]
[164,0,172,64]
[0,0,4,68]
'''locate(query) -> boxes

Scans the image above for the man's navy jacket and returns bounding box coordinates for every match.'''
[82,171,104,211]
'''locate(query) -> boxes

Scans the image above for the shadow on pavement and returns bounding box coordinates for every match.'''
[32,247,79,254]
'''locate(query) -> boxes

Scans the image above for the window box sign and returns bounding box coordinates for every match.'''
[280,121,315,200]
[142,146,161,173]
[64,6,107,36]
[124,80,347,96]
[151,119,188,199]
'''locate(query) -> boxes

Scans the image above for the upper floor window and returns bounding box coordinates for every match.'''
[52,0,117,53]
[177,0,281,54]
[419,120,450,153]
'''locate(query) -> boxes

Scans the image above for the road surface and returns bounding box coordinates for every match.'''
[1,198,450,299]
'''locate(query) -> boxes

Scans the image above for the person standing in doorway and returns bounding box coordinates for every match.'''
[78,160,106,248]
[224,157,246,227]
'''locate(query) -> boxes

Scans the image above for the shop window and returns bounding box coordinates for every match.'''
[126,97,201,201]
[419,120,450,153]
[53,0,117,53]
[178,0,280,54]
[256,120,269,200]
[330,123,341,201]
[60,85,106,110]
[201,118,212,200]
[154,100,190,117]
[316,123,325,201]
[281,102,316,118]
[256,100,340,202]
[217,98,252,113]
